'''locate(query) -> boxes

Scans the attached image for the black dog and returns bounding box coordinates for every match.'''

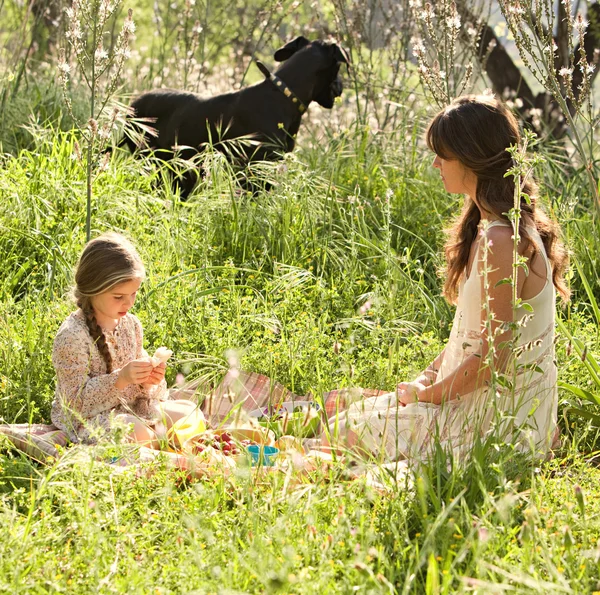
[117,36,349,198]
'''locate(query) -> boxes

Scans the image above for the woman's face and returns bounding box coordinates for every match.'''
[432,154,477,197]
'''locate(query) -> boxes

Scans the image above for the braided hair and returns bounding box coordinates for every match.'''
[73,233,145,372]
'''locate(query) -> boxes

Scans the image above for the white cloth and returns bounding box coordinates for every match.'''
[333,221,557,461]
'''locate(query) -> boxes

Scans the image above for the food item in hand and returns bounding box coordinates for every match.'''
[151,346,173,366]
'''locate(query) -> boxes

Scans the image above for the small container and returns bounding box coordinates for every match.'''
[247,444,279,467]
[168,409,207,449]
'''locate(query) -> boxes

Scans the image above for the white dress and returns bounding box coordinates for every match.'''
[334,221,557,462]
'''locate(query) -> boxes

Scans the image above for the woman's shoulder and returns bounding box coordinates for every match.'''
[483,225,515,257]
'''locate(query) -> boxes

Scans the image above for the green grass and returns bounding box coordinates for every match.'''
[0,122,598,593]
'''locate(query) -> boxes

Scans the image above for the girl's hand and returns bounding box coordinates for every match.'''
[397,381,427,406]
[117,359,154,389]
[142,362,166,388]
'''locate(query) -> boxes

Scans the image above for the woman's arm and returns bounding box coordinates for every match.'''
[413,348,446,387]
[403,227,523,405]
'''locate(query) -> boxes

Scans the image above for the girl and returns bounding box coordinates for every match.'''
[51,232,197,447]
[329,95,569,462]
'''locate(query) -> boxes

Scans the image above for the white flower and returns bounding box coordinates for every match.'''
[559,67,573,77]
[122,18,136,34]
[95,48,108,61]
[447,15,461,30]
[58,62,71,74]
[412,39,426,55]
[420,5,435,21]
[576,16,589,31]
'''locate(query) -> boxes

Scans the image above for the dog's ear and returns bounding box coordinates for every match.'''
[273,36,310,62]
[331,44,350,65]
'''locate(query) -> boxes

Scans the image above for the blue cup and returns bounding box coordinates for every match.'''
[247,444,279,467]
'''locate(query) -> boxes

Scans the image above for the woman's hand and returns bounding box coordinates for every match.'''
[142,362,166,388]
[397,381,427,406]
[116,359,154,389]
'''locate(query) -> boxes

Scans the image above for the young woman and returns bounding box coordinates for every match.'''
[51,232,197,447]
[328,95,569,461]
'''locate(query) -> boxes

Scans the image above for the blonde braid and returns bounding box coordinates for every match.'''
[79,298,113,373]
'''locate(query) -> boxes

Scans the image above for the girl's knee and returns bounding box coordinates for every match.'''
[116,414,157,447]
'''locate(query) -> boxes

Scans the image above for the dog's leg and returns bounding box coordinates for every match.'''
[170,147,200,200]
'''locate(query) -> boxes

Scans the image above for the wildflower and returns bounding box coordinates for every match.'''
[412,38,426,55]
[576,15,589,32]
[420,4,435,22]
[122,11,136,34]
[58,62,71,74]
[582,63,596,75]
[72,139,82,161]
[95,48,109,62]
[508,5,525,16]
[559,67,573,77]
[447,15,461,30]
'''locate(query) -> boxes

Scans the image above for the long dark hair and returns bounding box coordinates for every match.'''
[426,95,570,304]
[73,232,145,372]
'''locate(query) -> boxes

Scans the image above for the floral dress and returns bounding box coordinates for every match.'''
[51,310,168,443]
[335,221,558,462]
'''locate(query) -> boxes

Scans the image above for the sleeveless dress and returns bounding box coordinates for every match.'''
[333,221,557,462]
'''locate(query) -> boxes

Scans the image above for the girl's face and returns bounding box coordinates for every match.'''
[91,278,142,328]
[432,154,477,197]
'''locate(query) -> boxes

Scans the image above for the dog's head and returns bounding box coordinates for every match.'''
[274,36,349,109]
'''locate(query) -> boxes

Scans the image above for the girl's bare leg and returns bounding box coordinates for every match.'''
[116,414,160,448]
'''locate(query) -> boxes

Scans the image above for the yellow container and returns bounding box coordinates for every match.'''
[168,409,207,450]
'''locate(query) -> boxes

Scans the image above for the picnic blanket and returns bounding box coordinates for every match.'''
[0,371,387,463]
